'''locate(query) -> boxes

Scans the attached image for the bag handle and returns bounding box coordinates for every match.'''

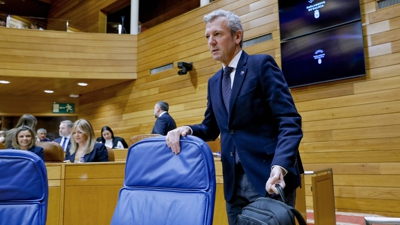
[275,184,286,202]
[275,184,308,225]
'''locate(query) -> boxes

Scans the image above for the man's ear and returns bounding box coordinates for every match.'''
[235,30,242,45]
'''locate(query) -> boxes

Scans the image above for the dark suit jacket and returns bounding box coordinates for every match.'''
[54,137,71,152]
[64,143,108,163]
[12,146,44,161]
[151,113,177,135]
[96,136,128,148]
[37,138,51,142]
[190,51,303,202]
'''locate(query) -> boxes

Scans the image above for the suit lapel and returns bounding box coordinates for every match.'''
[228,52,248,121]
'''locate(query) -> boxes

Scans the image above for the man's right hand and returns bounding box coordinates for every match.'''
[166,126,191,154]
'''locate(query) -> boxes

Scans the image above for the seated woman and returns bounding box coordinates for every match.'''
[65,119,108,163]
[11,125,44,161]
[96,126,128,149]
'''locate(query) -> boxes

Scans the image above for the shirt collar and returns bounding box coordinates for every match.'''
[159,111,167,117]
[222,50,242,70]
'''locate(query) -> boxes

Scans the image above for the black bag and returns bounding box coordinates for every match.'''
[236,184,307,225]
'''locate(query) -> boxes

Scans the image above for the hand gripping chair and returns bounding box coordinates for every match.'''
[0,150,48,225]
[111,135,216,225]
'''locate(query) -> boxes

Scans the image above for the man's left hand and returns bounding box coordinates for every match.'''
[265,166,286,194]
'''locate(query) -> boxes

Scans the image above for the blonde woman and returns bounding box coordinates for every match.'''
[64,119,108,163]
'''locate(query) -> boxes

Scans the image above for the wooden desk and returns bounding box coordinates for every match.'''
[63,162,125,225]
[45,162,125,225]
[113,149,128,162]
[46,164,64,225]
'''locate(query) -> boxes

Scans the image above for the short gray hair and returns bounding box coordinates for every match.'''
[37,128,47,133]
[157,101,169,112]
[204,9,244,47]
[61,120,73,129]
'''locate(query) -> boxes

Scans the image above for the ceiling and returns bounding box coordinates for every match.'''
[0,76,132,97]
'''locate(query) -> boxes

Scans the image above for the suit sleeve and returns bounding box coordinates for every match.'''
[117,137,128,148]
[95,143,109,162]
[259,55,302,174]
[152,118,169,135]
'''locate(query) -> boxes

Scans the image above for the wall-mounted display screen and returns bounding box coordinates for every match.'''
[281,21,366,88]
[278,0,362,40]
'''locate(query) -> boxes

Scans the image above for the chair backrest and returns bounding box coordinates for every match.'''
[0,150,48,225]
[36,141,64,162]
[128,134,160,146]
[107,147,115,161]
[111,135,216,225]
[0,142,5,149]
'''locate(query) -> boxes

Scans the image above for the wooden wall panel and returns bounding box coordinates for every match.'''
[0,27,136,116]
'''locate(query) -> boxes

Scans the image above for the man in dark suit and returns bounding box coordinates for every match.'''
[36,128,51,142]
[166,10,303,224]
[151,101,177,135]
[54,120,73,152]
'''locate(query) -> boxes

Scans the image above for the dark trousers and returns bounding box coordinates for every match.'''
[225,163,297,225]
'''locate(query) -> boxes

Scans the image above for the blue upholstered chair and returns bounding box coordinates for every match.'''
[0,150,48,225]
[111,135,216,225]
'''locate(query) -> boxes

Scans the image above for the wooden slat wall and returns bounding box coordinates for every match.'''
[296,0,400,216]
[0,29,137,77]
[0,27,137,115]
[79,0,400,216]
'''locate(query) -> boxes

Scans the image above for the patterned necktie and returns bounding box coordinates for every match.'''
[222,67,241,163]
[222,66,234,112]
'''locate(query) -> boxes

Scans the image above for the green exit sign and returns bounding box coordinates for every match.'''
[52,103,75,114]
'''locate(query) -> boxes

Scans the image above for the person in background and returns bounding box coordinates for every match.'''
[12,125,44,161]
[54,120,73,152]
[30,22,43,30]
[96,126,128,149]
[36,128,51,142]
[5,114,37,148]
[166,10,303,225]
[0,18,5,27]
[0,128,7,143]
[64,119,108,163]
[151,101,177,135]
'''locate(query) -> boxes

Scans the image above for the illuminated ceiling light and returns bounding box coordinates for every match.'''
[0,80,10,84]
[77,82,88,86]
[44,90,54,93]
[69,94,80,98]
